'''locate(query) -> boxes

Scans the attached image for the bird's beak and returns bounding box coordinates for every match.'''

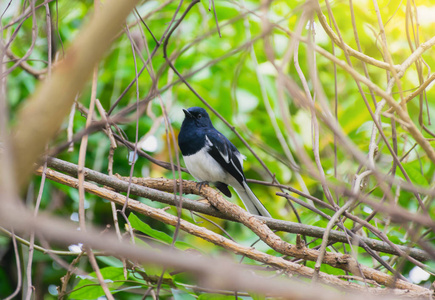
[182,109,192,118]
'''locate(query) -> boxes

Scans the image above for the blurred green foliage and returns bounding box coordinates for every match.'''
[1,0,435,298]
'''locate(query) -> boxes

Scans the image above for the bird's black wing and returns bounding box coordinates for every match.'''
[205,130,246,187]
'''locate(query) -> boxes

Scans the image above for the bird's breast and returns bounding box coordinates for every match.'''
[183,147,227,183]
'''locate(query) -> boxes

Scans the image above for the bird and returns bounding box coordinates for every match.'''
[178,107,271,217]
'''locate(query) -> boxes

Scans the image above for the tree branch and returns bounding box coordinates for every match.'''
[35,166,431,295]
[45,157,431,262]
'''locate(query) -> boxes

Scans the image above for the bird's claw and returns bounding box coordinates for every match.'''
[196,181,209,193]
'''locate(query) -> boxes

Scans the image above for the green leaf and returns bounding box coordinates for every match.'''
[128,213,195,250]
[171,288,196,300]
[96,256,124,268]
[70,267,125,299]
[401,163,429,186]
[128,213,173,244]
[143,264,172,279]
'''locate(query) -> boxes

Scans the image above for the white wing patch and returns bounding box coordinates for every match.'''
[235,152,245,167]
[206,134,230,163]
[205,135,213,148]
[228,152,245,180]
[231,157,245,179]
[220,149,230,163]
[183,136,247,191]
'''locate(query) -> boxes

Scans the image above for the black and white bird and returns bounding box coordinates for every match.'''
[178,107,271,217]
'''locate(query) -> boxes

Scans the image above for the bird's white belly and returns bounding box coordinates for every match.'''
[183,148,227,183]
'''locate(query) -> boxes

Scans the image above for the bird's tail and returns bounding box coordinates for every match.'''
[234,181,271,218]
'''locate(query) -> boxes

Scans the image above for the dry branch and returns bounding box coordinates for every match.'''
[184,180,426,291]
[5,48,46,79]
[34,161,429,292]
[316,9,400,72]
[0,199,429,300]
[34,166,432,297]
[315,4,435,164]
[46,157,430,261]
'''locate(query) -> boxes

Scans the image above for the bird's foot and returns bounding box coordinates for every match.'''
[196,181,209,193]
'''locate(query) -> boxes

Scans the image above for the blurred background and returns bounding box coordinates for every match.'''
[1,0,435,298]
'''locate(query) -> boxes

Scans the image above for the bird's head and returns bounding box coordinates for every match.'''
[182,107,213,128]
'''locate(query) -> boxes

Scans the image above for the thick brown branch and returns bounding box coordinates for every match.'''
[45,157,430,261]
[35,166,431,296]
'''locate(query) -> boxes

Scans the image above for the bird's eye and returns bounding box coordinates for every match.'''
[197,114,202,119]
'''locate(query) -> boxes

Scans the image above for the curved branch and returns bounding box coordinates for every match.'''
[44,157,431,262]
[5,48,46,79]
[35,166,431,295]
[316,9,400,71]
